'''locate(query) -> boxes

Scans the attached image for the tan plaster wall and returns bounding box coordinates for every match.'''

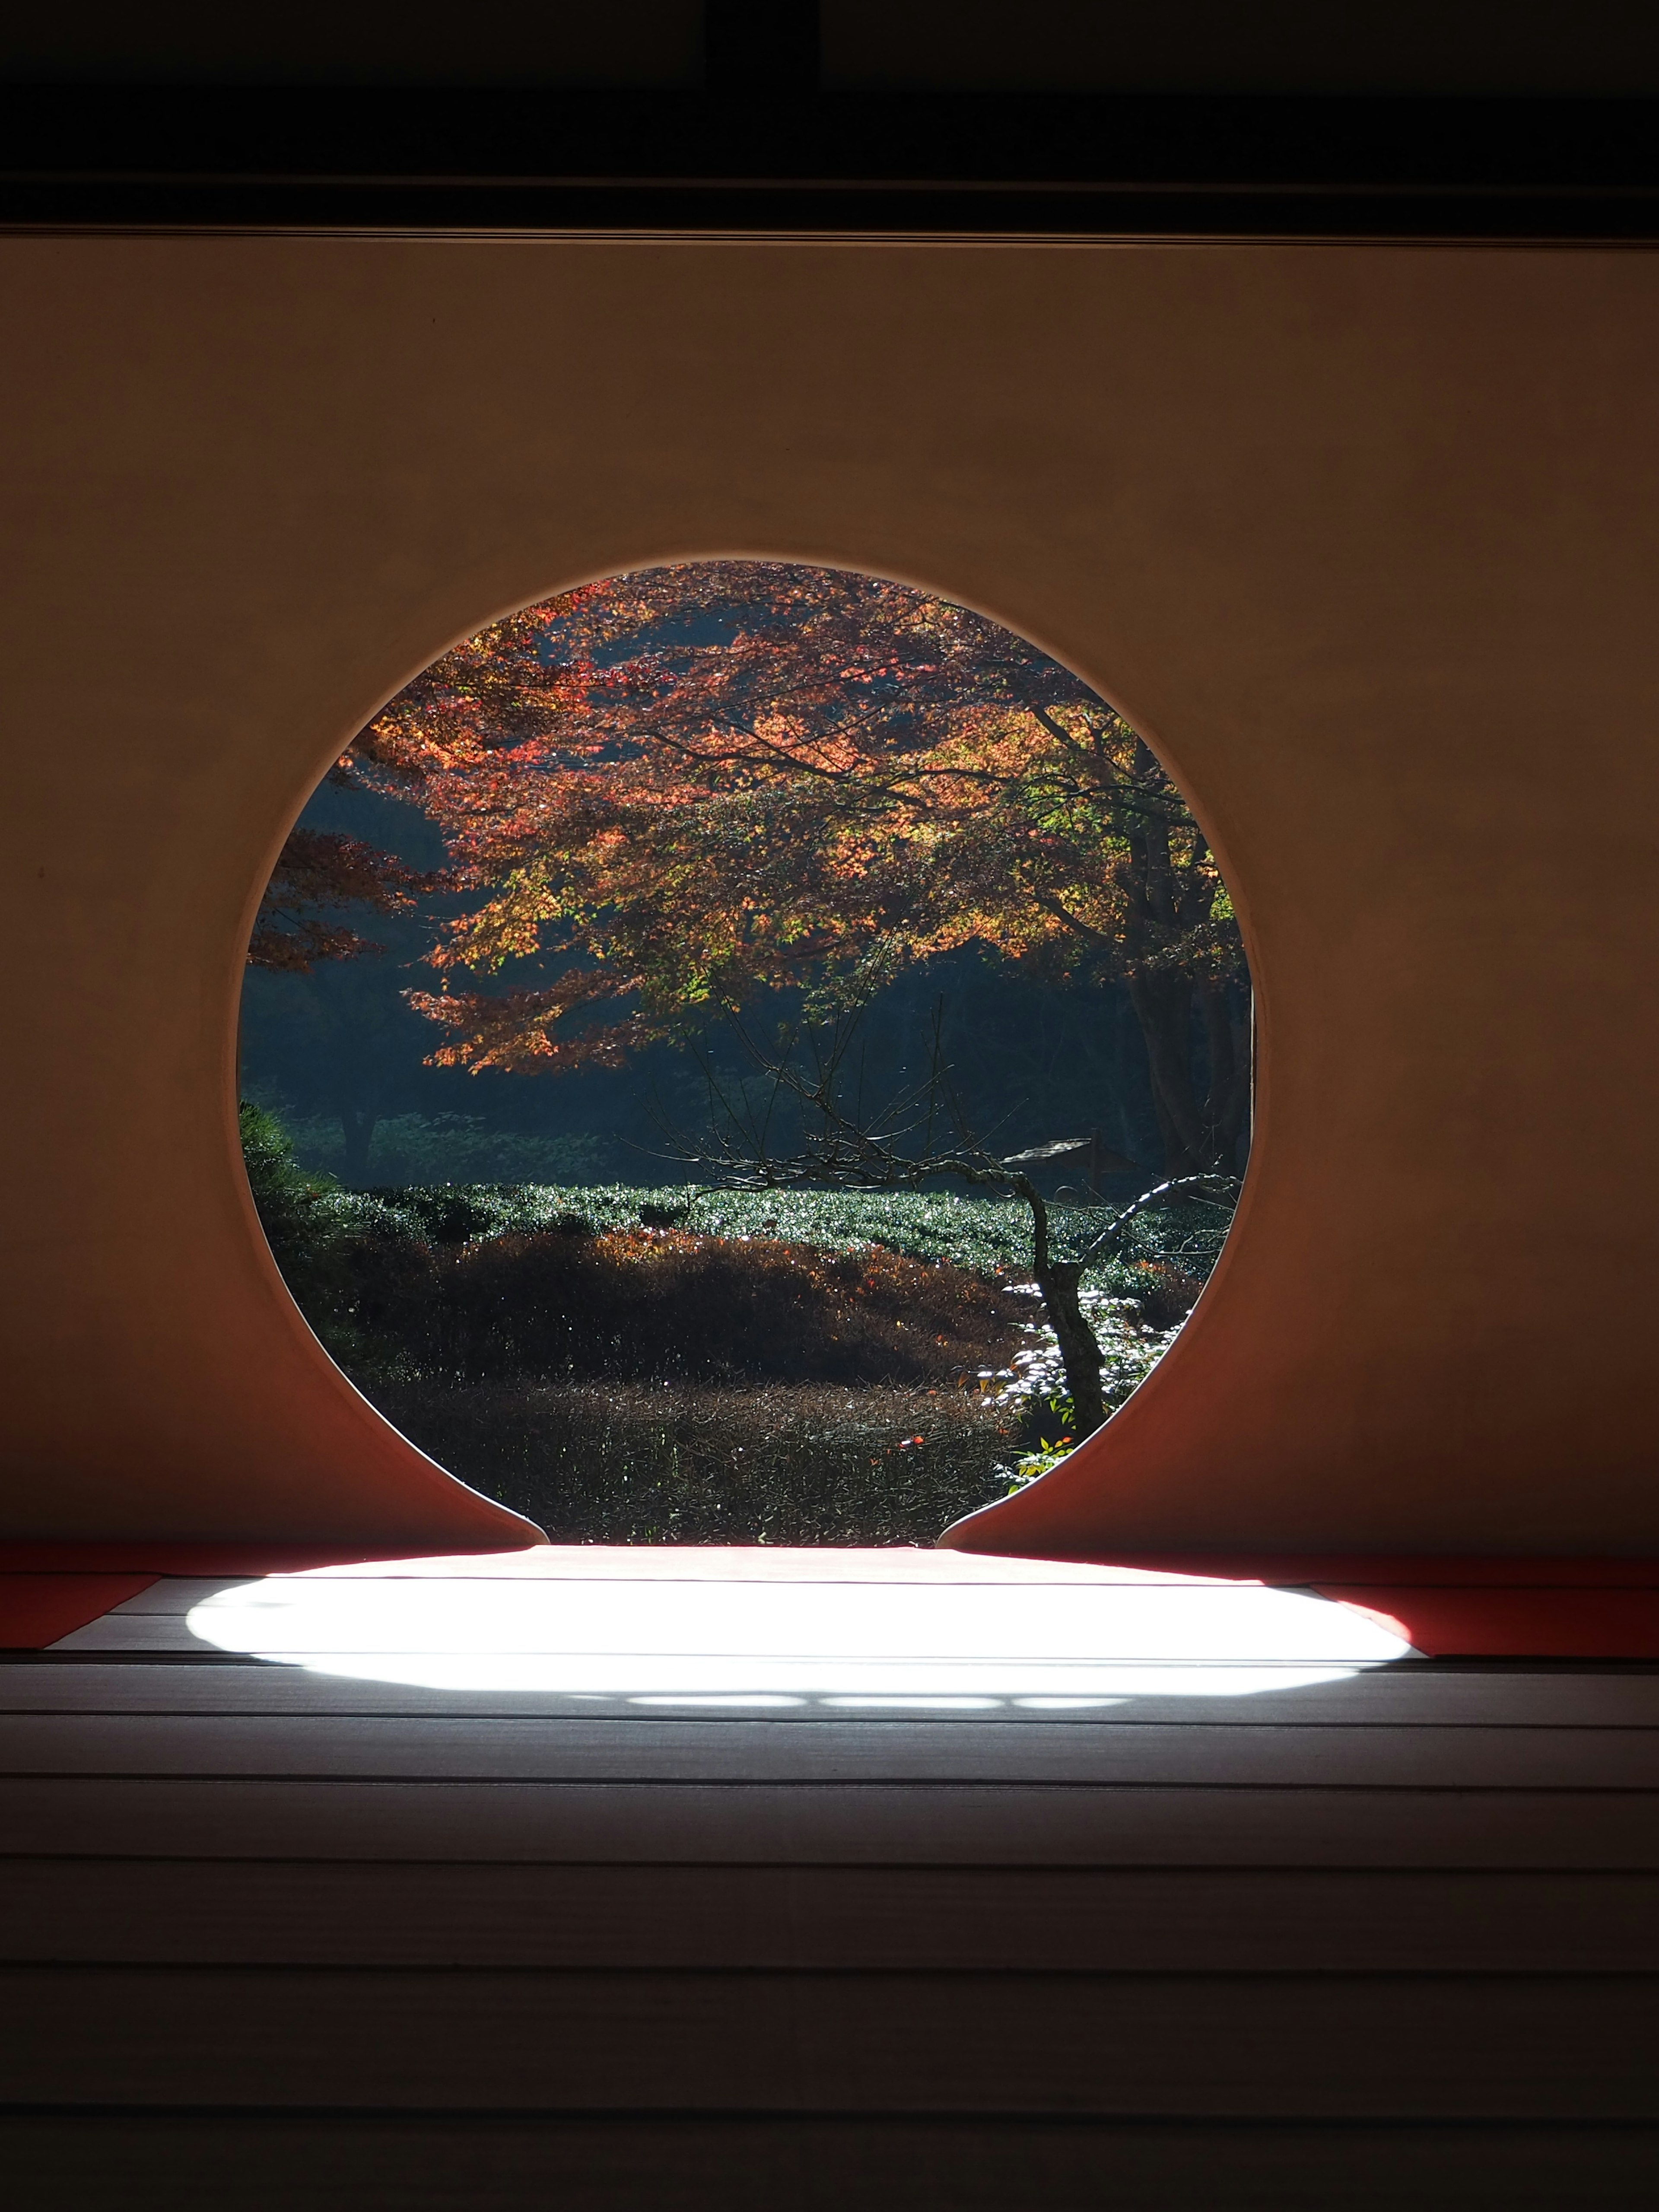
[1,236,1656,1548]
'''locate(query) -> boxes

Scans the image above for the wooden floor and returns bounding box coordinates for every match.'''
[4,1548,1659,2207]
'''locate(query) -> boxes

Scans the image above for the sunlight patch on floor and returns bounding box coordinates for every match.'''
[184,1551,1413,1707]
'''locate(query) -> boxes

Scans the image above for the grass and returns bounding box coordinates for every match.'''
[375,1378,1020,1545]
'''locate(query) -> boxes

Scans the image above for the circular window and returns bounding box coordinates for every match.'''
[241,563,1250,1543]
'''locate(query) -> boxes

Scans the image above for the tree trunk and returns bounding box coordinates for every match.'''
[1017,1177,1107,1438]
[1032,1256,1108,1437]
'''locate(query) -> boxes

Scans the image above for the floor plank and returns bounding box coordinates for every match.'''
[5,1859,1657,1970]
[2,1711,1653,1785]
[5,1773,1656,1864]
[6,2115,1656,2212]
[3,1964,1657,2116]
[11,1653,1659,1724]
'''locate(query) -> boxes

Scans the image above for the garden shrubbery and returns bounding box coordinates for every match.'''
[346,1224,1031,1388]
[241,1103,1225,1543]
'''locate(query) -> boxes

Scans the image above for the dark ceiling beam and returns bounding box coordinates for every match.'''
[705,0,820,98]
[3,74,1658,238]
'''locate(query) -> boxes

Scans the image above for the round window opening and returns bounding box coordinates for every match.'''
[240,562,1252,1547]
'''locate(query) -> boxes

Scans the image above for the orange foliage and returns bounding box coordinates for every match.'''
[342,563,1247,1170]
[360,562,1247,1088]
[248,823,439,973]
[346,1221,1031,1386]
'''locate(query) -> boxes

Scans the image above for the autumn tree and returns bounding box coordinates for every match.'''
[247,769,442,1179]
[249,769,434,976]
[352,563,1250,1176]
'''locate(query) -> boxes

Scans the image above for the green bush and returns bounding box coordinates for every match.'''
[238,1104,420,1363]
[238,1100,332,1228]
[342,1179,1225,1294]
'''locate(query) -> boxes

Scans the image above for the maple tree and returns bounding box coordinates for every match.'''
[344,563,1250,1176]
[249,765,436,975]
[248,772,450,1182]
